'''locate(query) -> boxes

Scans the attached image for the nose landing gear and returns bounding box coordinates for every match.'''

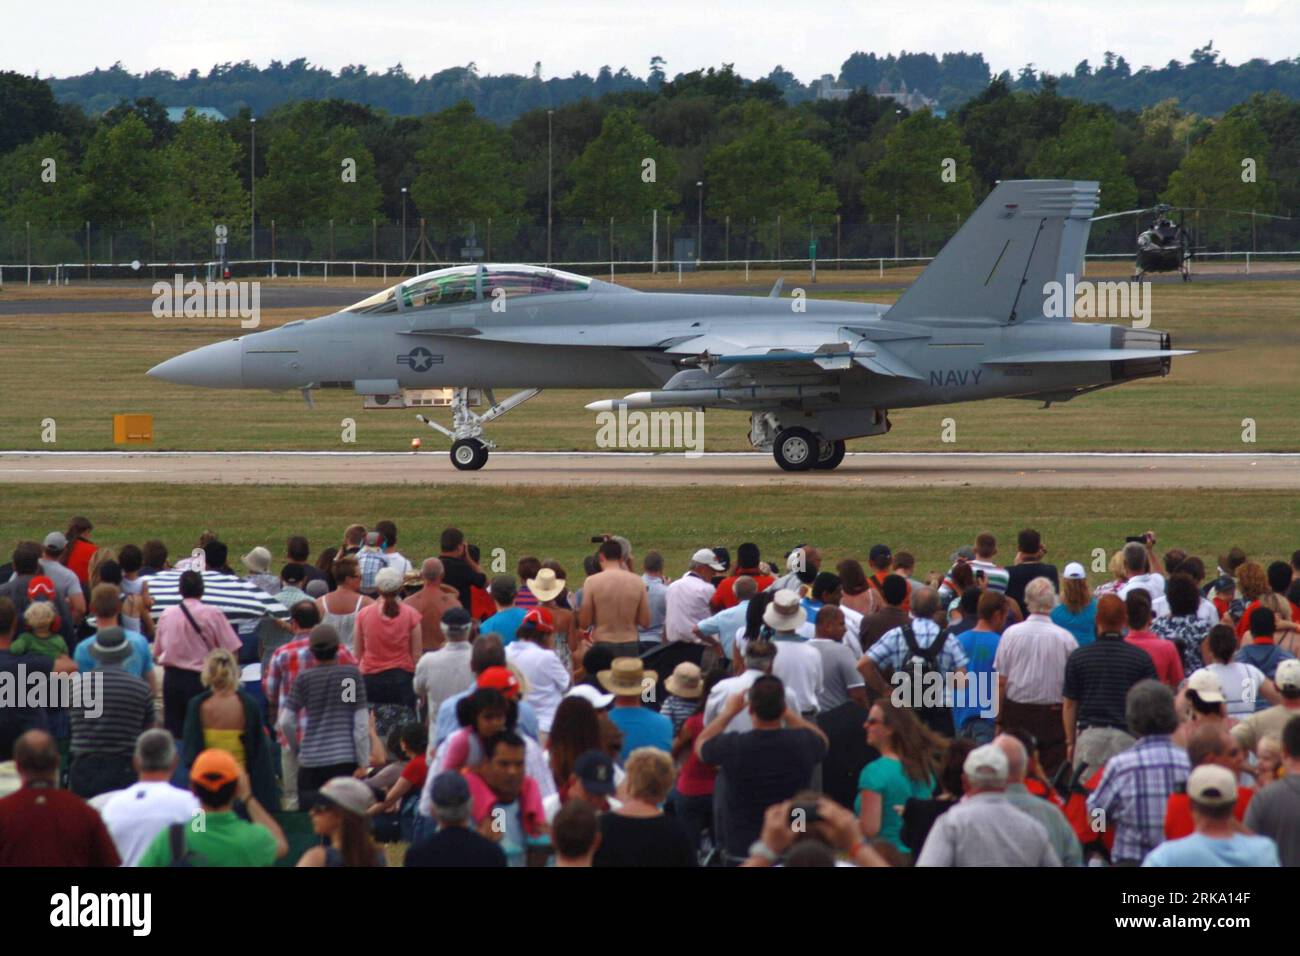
[417,386,542,470]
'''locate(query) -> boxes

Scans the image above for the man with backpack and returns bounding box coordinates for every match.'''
[1236,608,1296,703]
[858,586,968,736]
[137,748,287,867]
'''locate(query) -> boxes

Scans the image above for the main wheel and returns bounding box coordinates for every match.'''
[773,427,819,472]
[450,438,489,471]
[813,439,846,470]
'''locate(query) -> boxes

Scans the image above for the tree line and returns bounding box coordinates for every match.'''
[0,66,1294,262]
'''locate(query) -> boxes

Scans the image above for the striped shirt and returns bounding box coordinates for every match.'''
[70,666,155,757]
[264,636,358,746]
[1087,734,1190,863]
[282,663,368,767]
[1061,633,1157,730]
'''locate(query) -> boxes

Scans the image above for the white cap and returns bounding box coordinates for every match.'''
[565,683,615,709]
[691,548,725,571]
[1276,659,1300,692]
[963,744,1009,788]
[1063,562,1087,580]
[375,567,404,594]
[1186,668,1226,703]
[1187,764,1237,807]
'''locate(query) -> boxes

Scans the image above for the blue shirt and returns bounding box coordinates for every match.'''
[1052,600,1097,648]
[1143,832,1280,867]
[607,705,673,761]
[480,607,527,646]
[953,628,1001,730]
[434,690,540,745]
[73,629,155,679]
[696,601,750,658]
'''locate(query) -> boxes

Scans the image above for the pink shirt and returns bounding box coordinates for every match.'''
[354,601,422,674]
[154,598,243,671]
[1125,629,1185,688]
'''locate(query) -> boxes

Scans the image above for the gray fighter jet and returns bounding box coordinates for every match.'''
[148,179,1192,471]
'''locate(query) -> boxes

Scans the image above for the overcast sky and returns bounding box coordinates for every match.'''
[8,0,1298,83]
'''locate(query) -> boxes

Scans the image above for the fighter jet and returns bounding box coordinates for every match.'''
[148,179,1193,471]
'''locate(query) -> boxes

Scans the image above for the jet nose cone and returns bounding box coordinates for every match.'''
[148,338,244,388]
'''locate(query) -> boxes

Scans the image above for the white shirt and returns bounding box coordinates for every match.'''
[505,640,571,732]
[97,781,201,867]
[796,605,863,658]
[664,573,716,644]
[704,669,802,733]
[383,551,414,577]
[1203,662,1268,718]
[1120,572,1166,599]
[771,637,825,713]
[993,613,1078,704]
[1153,594,1220,628]
[413,642,475,720]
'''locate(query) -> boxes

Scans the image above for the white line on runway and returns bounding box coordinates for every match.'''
[1,450,1298,460]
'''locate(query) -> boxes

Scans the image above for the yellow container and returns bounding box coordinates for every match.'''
[113,414,153,444]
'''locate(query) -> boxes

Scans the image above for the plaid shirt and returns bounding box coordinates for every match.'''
[866,617,970,674]
[264,635,358,745]
[1087,734,1190,863]
[356,549,389,592]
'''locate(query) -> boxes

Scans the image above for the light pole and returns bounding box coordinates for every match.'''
[696,181,703,264]
[249,117,256,260]
[401,187,408,260]
[547,109,554,266]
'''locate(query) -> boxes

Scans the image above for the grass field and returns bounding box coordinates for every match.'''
[5,483,1298,588]
[1,268,1297,453]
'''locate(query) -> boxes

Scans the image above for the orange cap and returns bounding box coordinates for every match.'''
[190,748,240,790]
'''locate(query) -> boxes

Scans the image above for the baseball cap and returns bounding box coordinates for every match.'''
[316,776,375,816]
[309,624,340,652]
[963,744,1009,788]
[375,567,404,594]
[573,750,617,796]
[477,665,521,700]
[950,545,976,562]
[364,531,383,548]
[869,544,893,564]
[1211,575,1235,592]
[431,771,471,809]
[691,548,725,571]
[1275,659,1300,692]
[1063,562,1087,580]
[1185,668,1226,703]
[190,748,241,791]
[1186,764,1237,807]
[521,607,554,633]
[42,532,67,552]
[26,576,56,601]
[565,683,615,709]
[442,607,472,631]
[280,561,308,584]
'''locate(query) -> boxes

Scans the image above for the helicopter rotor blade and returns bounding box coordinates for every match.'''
[1088,206,1159,222]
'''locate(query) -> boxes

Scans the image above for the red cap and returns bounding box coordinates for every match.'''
[477,665,521,700]
[521,607,554,633]
[26,576,56,601]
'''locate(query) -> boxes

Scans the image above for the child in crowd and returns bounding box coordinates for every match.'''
[660,662,705,734]
[11,601,69,660]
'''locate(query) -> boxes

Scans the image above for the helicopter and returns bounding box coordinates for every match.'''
[1090,203,1291,282]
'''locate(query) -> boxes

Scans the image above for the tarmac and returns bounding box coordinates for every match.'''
[2,450,1298,488]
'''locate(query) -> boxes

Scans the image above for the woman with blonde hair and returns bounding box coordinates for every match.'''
[87,547,118,592]
[354,566,422,738]
[182,647,279,807]
[1052,563,1097,648]
[1093,550,1127,597]
[592,747,695,867]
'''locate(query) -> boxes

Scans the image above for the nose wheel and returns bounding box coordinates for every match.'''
[417,386,542,471]
[450,438,490,471]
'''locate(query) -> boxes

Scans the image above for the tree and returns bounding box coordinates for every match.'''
[561,108,677,222]
[861,110,974,253]
[0,72,66,154]
[1164,112,1279,246]
[703,101,838,230]
[78,113,163,222]
[410,101,523,245]
[257,102,383,230]
[1029,108,1138,213]
[157,110,248,243]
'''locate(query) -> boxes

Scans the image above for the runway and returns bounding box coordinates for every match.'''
[2,451,1298,488]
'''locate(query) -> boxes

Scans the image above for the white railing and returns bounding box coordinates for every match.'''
[2,250,1299,286]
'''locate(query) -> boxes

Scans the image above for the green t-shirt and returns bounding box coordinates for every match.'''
[854,755,935,855]
[10,632,68,659]
[137,810,278,867]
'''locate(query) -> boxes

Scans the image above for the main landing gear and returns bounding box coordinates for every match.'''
[771,428,847,471]
[416,386,542,470]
